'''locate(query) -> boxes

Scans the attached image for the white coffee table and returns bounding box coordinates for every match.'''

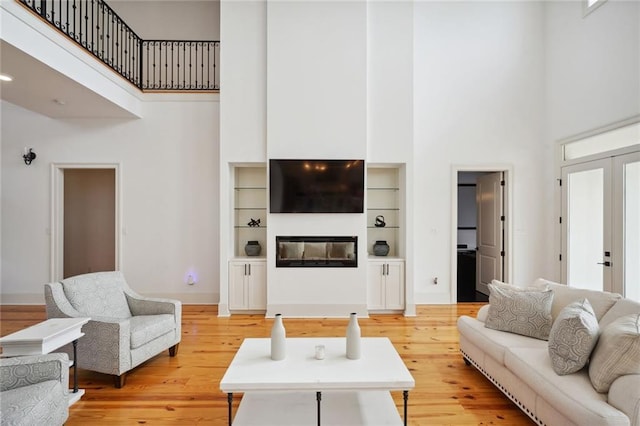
[220,337,415,426]
[0,317,90,405]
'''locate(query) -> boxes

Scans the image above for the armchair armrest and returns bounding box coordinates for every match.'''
[0,353,69,393]
[124,292,182,342]
[124,293,180,316]
[71,316,131,376]
[609,374,640,426]
[44,282,83,319]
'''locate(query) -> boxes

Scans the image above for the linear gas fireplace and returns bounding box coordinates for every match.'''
[276,236,357,268]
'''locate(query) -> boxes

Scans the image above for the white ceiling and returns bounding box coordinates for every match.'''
[0,40,137,119]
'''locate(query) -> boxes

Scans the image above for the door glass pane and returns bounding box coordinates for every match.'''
[624,161,640,301]
[568,168,604,290]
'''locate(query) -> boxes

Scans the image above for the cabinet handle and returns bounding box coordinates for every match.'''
[248,264,251,275]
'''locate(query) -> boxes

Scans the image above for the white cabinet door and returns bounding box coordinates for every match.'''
[229,262,248,310]
[229,260,266,310]
[247,262,267,310]
[368,260,404,310]
[384,262,405,310]
[367,262,385,310]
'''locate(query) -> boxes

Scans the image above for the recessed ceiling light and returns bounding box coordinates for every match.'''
[0,74,13,82]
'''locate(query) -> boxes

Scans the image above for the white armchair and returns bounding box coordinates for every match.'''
[44,271,181,388]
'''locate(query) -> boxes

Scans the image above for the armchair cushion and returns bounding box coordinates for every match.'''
[1,380,67,426]
[130,314,176,349]
[0,353,69,426]
[61,272,132,319]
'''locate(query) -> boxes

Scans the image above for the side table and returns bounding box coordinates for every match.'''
[0,317,90,405]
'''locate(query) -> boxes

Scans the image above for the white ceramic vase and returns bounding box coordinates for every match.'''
[346,312,361,360]
[271,313,286,361]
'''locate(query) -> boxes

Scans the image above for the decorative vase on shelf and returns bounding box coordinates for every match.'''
[373,240,390,256]
[346,312,361,360]
[271,314,286,361]
[245,240,261,256]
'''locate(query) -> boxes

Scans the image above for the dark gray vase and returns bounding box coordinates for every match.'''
[373,240,390,256]
[245,241,262,256]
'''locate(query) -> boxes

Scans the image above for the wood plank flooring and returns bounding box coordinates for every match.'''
[0,304,534,425]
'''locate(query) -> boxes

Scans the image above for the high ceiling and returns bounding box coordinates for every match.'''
[0,40,137,119]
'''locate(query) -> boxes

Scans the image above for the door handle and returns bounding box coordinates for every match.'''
[597,261,611,267]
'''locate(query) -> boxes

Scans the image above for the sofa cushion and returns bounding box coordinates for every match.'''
[457,315,547,365]
[0,380,68,426]
[485,283,554,340]
[548,299,600,375]
[504,347,630,426]
[129,314,176,349]
[589,313,640,393]
[600,299,640,329]
[532,278,621,322]
[61,272,132,319]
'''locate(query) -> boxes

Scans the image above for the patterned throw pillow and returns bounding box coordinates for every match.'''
[589,313,640,393]
[485,283,554,340]
[548,299,599,375]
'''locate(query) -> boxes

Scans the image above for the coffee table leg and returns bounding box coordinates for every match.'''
[72,339,79,393]
[403,390,409,426]
[227,393,233,426]
[316,391,322,426]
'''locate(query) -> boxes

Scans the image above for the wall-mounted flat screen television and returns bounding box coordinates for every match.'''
[270,159,364,213]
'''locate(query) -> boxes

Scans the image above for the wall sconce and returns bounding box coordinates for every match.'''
[23,148,36,165]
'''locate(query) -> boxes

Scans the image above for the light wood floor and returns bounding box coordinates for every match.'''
[0,304,534,425]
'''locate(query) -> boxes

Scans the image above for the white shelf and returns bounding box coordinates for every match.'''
[234,166,267,257]
[366,168,401,257]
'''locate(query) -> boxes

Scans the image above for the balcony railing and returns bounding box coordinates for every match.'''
[18,0,219,91]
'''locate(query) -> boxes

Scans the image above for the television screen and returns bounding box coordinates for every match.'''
[270,159,364,213]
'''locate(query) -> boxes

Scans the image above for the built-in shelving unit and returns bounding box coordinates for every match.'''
[366,166,405,313]
[366,168,400,257]
[234,166,267,258]
[230,165,268,312]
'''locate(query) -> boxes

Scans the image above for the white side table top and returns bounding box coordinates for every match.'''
[0,318,90,356]
[220,337,415,392]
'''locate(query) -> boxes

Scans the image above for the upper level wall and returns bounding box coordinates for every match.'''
[545,0,640,141]
[109,0,220,40]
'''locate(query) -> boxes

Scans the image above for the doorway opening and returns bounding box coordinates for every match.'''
[452,167,512,303]
[51,164,120,281]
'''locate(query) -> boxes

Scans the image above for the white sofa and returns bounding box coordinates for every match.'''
[457,278,640,426]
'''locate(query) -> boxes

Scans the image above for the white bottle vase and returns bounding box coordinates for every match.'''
[346,312,361,360]
[271,313,286,361]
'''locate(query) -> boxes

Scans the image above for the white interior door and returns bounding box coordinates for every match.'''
[561,152,638,296]
[476,172,504,295]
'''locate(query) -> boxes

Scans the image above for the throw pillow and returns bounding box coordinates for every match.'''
[589,313,640,393]
[485,283,554,340]
[548,299,599,375]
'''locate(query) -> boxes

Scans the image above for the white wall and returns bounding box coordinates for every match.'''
[109,0,220,40]
[266,1,368,316]
[545,0,640,142]
[412,1,548,301]
[1,97,220,303]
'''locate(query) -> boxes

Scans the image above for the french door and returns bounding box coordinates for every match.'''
[561,151,639,299]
